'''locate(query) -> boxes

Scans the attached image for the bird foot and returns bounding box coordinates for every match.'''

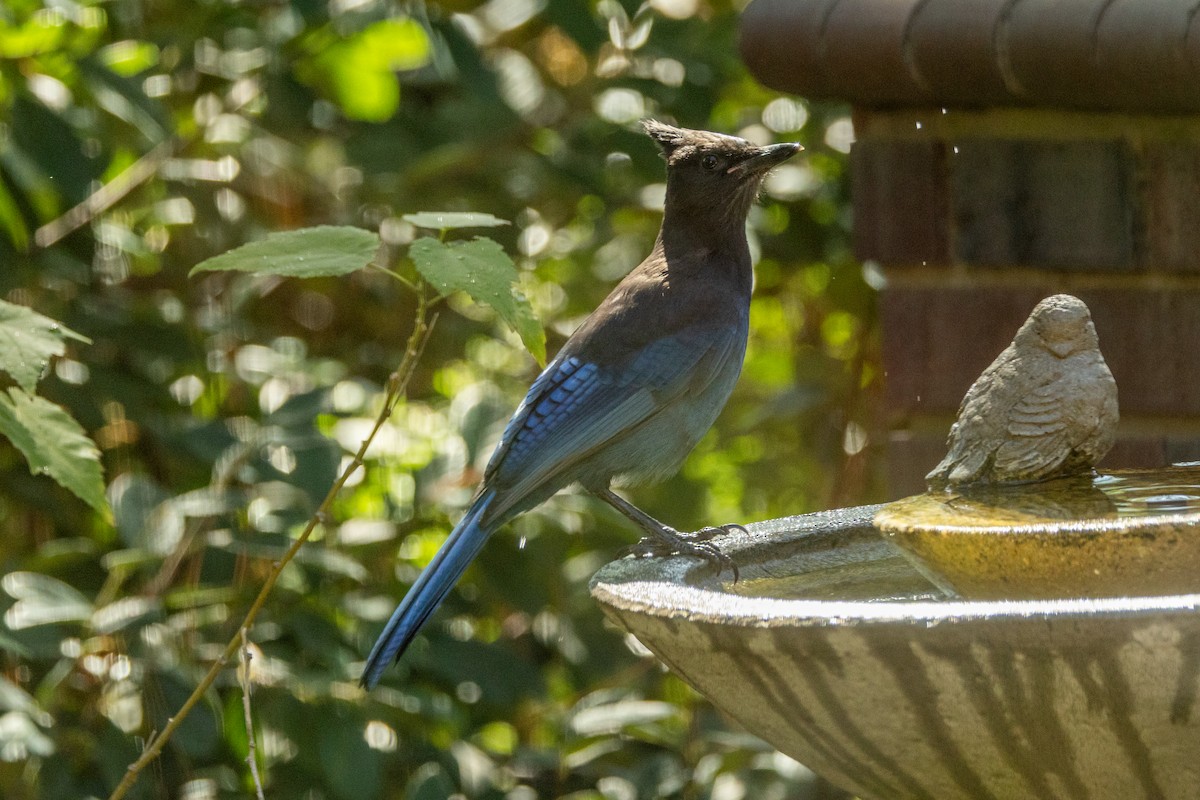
[620,524,743,582]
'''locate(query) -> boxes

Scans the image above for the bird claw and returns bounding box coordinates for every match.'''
[620,524,742,582]
[695,522,750,540]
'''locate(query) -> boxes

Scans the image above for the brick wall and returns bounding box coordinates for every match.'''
[853,108,1200,498]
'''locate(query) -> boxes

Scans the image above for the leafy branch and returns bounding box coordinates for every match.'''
[107,280,436,800]
[104,217,538,798]
[0,299,108,517]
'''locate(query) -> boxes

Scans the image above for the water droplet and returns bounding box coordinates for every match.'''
[518,536,527,550]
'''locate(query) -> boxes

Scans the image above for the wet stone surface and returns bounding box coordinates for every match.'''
[878,465,1200,599]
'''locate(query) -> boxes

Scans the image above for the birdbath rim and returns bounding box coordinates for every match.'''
[590,504,1200,626]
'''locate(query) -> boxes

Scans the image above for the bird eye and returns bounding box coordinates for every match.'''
[701,154,720,171]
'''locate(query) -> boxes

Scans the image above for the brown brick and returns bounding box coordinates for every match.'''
[881,285,1200,420]
[1002,0,1115,108]
[907,0,1013,106]
[1093,4,1200,111]
[852,138,950,265]
[1139,143,1200,272]
[1099,436,1167,471]
[738,0,841,98]
[1098,434,1200,470]
[886,430,948,499]
[1082,288,1200,416]
[1191,11,1200,79]
[1164,438,1200,465]
[822,0,930,103]
[951,139,1135,269]
[880,285,1045,417]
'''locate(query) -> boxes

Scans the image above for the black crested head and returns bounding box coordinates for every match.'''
[642,120,801,245]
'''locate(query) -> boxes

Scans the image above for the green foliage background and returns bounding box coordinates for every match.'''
[0,1,881,798]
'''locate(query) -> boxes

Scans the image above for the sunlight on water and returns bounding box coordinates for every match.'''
[1093,465,1200,515]
[880,466,1200,530]
[721,535,945,602]
[729,467,1200,603]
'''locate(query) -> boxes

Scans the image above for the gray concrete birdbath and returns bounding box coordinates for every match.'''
[590,500,1200,800]
[590,295,1200,800]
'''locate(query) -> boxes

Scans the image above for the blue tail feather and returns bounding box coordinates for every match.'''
[360,492,495,689]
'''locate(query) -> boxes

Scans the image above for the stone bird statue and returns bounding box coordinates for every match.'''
[360,121,800,688]
[927,294,1118,488]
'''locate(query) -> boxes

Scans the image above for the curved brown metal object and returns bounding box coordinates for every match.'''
[740,0,1200,112]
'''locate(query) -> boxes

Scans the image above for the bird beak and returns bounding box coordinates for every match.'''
[728,142,803,175]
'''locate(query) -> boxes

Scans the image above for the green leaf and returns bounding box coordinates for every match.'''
[293,547,369,582]
[0,675,50,725]
[410,237,546,365]
[0,710,54,757]
[97,40,160,77]
[2,572,93,630]
[404,763,456,800]
[0,630,30,657]
[0,299,90,392]
[0,13,67,59]
[158,670,221,759]
[570,700,679,737]
[325,61,399,123]
[0,177,29,251]
[402,212,510,231]
[110,472,176,552]
[357,18,431,71]
[0,388,108,515]
[318,715,382,800]
[298,18,431,122]
[91,596,161,634]
[190,226,381,278]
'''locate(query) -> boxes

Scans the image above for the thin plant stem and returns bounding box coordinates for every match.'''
[106,288,435,800]
[239,628,265,800]
[35,139,178,249]
[368,261,420,292]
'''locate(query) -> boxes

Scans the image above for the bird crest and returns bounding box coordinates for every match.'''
[642,119,688,155]
[641,119,752,165]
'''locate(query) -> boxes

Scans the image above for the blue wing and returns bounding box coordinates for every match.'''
[482,324,743,519]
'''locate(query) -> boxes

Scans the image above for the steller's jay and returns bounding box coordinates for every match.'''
[361,120,800,688]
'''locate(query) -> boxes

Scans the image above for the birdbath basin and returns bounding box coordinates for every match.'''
[590,503,1200,800]
[877,465,1200,599]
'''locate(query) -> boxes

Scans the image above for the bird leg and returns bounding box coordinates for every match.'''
[593,488,741,581]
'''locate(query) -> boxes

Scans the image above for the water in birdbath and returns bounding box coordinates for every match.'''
[876,465,1200,599]
[889,464,1200,526]
[720,519,946,602]
[724,554,944,602]
[714,466,1200,603]
[1093,464,1200,514]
